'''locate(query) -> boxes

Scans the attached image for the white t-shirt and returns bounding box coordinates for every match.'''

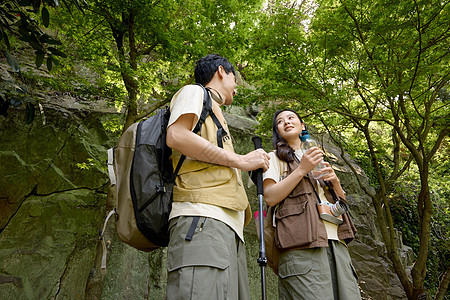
[167,85,245,242]
[263,150,339,240]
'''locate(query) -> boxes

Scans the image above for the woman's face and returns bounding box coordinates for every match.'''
[275,111,305,141]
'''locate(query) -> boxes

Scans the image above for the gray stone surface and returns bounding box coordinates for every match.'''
[0,73,412,299]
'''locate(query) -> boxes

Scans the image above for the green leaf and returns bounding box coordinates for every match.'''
[35,50,45,68]
[42,6,50,27]
[48,46,67,58]
[0,96,9,117]
[19,31,44,50]
[2,50,20,72]
[30,40,44,51]
[18,1,33,6]
[46,56,53,71]
[39,34,62,45]
[2,9,16,22]
[19,35,32,43]
[25,102,35,124]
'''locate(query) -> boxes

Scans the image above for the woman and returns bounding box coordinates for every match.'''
[263,109,360,300]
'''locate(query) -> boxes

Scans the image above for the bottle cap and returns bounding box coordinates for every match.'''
[299,130,310,141]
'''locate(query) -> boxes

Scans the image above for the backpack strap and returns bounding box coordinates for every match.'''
[208,112,226,148]
[192,83,212,135]
[107,148,116,185]
[194,84,228,148]
[100,209,117,269]
[171,84,227,181]
[204,86,228,148]
[172,155,186,180]
[185,216,201,241]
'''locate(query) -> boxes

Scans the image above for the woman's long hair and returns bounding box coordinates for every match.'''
[272,109,303,163]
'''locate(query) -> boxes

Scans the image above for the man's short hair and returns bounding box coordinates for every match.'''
[194,54,236,86]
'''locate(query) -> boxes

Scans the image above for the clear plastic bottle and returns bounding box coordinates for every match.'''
[299,129,326,179]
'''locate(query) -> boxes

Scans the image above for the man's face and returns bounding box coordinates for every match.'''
[222,70,237,105]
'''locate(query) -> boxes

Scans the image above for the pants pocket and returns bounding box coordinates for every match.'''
[167,218,231,300]
[167,239,230,272]
[278,258,312,279]
[278,249,333,300]
[350,262,359,280]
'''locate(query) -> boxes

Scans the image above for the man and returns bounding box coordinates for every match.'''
[166,54,270,299]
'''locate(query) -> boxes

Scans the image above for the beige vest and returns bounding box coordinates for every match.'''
[171,102,251,224]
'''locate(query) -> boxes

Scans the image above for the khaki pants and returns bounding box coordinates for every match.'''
[166,216,250,300]
[278,240,361,300]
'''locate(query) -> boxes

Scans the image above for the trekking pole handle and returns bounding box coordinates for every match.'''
[252,135,263,150]
[252,136,264,196]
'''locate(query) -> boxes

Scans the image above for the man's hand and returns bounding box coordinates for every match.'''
[237,149,270,172]
[167,113,270,171]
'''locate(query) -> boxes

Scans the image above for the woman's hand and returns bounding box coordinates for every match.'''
[320,162,347,199]
[298,147,323,174]
[320,162,339,185]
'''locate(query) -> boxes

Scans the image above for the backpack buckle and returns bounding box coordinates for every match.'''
[156,185,166,193]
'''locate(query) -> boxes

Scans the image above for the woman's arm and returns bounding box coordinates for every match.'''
[263,165,306,207]
[263,147,323,207]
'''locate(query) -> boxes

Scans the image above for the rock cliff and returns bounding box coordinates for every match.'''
[0,65,413,299]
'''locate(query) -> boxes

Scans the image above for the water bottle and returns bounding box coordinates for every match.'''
[299,129,326,179]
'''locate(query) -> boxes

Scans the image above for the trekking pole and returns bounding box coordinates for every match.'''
[252,136,267,300]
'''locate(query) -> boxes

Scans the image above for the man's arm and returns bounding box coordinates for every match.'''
[166,113,269,172]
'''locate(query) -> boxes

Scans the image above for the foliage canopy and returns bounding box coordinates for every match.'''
[1,0,449,298]
[242,0,449,299]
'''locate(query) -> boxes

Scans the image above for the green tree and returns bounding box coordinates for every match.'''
[0,0,85,71]
[0,0,84,119]
[51,0,264,131]
[243,0,449,299]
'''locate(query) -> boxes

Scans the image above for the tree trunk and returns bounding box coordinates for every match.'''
[109,10,140,133]
[411,165,432,299]
[362,126,414,299]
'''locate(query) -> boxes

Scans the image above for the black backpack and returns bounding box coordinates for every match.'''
[100,84,226,269]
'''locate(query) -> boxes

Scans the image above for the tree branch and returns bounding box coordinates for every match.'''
[342,1,388,89]
[435,266,450,300]
[408,0,423,98]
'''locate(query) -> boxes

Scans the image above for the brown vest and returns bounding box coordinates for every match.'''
[274,159,357,250]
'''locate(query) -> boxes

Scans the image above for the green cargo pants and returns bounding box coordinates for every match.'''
[278,240,361,300]
[166,216,250,300]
